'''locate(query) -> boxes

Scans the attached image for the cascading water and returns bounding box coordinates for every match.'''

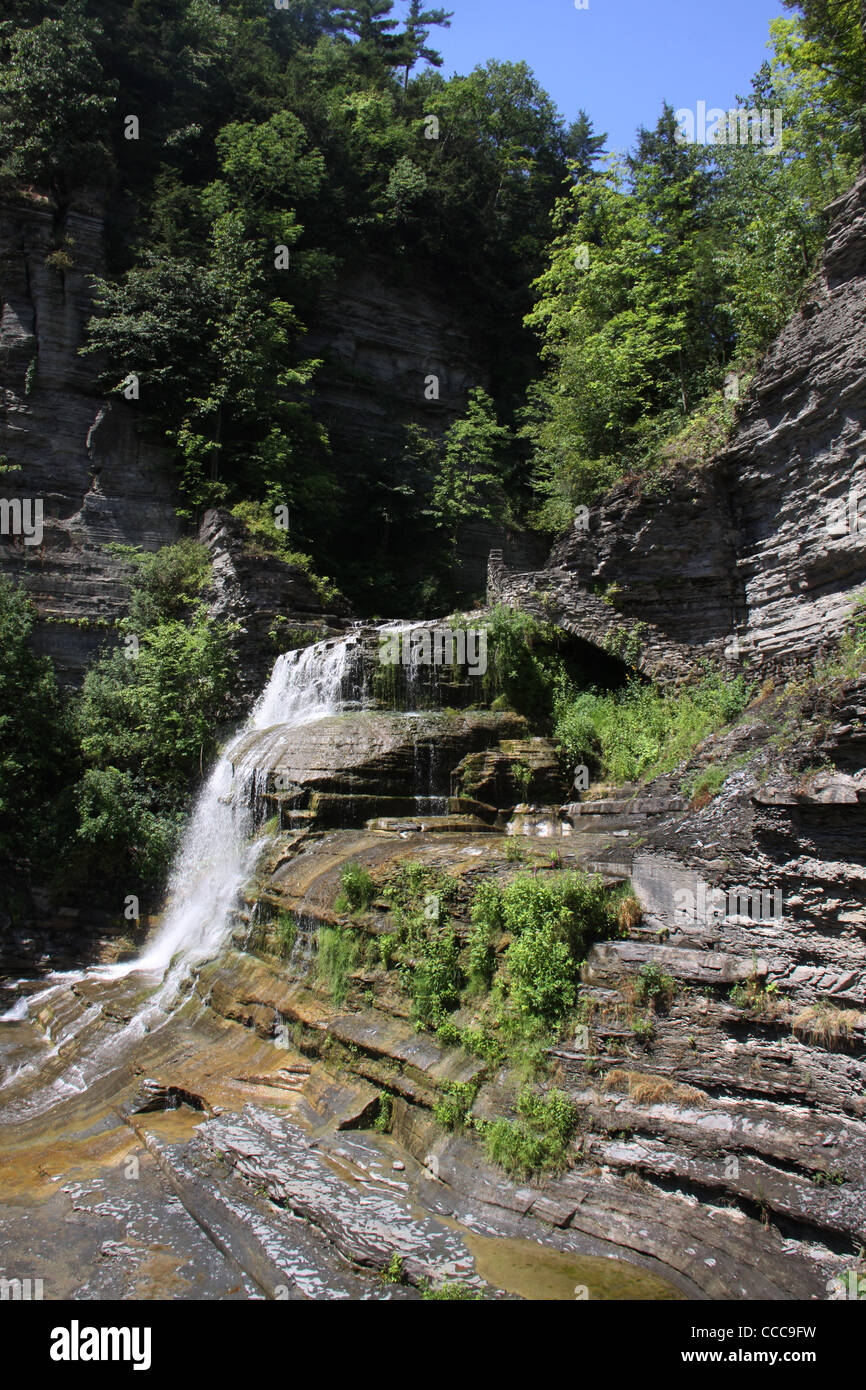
[0,634,361,1109]
[0,619,445,1081]
[378,621,448,816]
[136,634,357,998]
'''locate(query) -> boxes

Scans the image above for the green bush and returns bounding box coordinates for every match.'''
[421,1282,483,1301]
[506,923,577,1022]
[483,1087,579,1178]
[467,879,502,988]
[110,539,211,630]
[554,669,753,785]
[466,870,615,1025]
[74,766,181,884]
[633,961,676,1011]
[380,1253,405,1285]
[499,870,614,954]
[407,929,463,1027]
[433,1080,478,1131]
[334,861,376,914]
[230,502,339,606]
[0,576,73,873]
[384,862,457,928]
[316,925,359,1006]
[481,605,570,725]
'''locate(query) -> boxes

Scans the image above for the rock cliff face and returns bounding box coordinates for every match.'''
[307,256,544,594]
[464,170,866,1294]
[0,207,511,686]
[200,508,353,707]
[307,255,486,450]
[490,171,866,684]
[0,195,181,684]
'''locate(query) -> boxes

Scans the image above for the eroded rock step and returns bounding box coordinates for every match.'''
[136,1104,486,1299]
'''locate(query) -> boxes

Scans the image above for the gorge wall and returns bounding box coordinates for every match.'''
[0,201,511,687]
[490,170,866,684]
[0,194,181,684]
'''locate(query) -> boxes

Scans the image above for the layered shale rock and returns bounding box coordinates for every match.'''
[490,170,866,684]
[0,194,180,683]
[232,708,530,826]
[200,508,353,705]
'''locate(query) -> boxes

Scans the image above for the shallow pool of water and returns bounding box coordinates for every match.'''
[463,1230,684,1301]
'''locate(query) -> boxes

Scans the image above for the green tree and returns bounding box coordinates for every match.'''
[71,544,238,888]
[565,108,607,178]
[0,3,116,195]
[84,109,331,520]
[400,0,452,88]
[334,0,405,71]
[523,157,666,523]
[429,388,512,549]
[0,577,72,871]
[778,0,866,169]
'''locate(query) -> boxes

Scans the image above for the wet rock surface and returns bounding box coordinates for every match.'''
[234,709,532,828]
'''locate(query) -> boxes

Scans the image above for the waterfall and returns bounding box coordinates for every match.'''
[134,634,357,992]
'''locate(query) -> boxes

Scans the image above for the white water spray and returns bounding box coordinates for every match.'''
[135,634,356,994]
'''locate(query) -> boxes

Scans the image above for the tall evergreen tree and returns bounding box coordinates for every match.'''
[334,0,404,70]
[565,109,607,178]
[401,0,452,88]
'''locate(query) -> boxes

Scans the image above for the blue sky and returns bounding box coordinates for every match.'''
[418,0,789,153]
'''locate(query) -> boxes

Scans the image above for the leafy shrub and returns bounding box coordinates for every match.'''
[109,539,211,630]
[499,870,614,954]
[408,929,463,1026]
[506,923,577,1022]
[433,1080,478,1131]
[435,1018,461,1047]
[510,760,531,795]
[230,502,339,606]
[378,932,397,969]
[316,925,359,1007]
[384,862,457,929]
[0,576,73,872]
[421,1282,483,1301]
[334,861,376,913]
[467,879,502,988]
[467,870,616,1024]
[481,605,570,725]
[633,961,676,1011]
[74,766,179,883]
[380,1253,405,1285]
[554,668,753,785]
[483,1087,579,1178]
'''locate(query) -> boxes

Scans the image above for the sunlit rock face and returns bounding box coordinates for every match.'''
[231,708,531,826]
[491,171,866,686]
